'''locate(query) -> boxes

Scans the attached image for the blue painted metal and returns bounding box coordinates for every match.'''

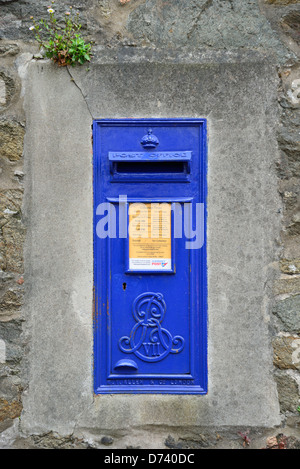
[93,119,207,394]
[118,292,185,362]
[113,359,138,372]
[140,128,160,149]
[108,151,192,161]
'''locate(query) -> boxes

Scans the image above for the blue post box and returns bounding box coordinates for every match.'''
[93,119,207,394]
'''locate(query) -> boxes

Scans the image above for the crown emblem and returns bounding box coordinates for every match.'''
[141,129,159,149]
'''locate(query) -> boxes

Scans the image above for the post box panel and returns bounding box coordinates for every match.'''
[93,119,207,394]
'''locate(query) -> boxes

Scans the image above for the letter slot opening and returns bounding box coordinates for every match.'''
[115,161,188,174]
[109,151,192,182]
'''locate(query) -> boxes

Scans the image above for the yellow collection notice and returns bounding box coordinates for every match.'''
[128,203,172,271]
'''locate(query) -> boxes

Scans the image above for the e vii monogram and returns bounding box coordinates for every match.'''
[118,292,185,362]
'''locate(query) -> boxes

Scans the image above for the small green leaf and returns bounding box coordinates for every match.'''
[30,5,93,67]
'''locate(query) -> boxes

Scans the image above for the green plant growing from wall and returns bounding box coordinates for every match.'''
[29,3,92,67]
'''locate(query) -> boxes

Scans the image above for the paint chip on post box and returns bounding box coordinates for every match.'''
[93,119,207,394]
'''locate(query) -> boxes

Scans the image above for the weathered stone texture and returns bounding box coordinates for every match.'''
[0,73,15,111]
[0,43,19,57]
[273,276,300,296]
[0,121,24,162]
[273,18,300,418]
[281,10,300,46]
[281,259,300,274]
[265,0,300,4]
[0,373,19,399]
[273,335,300,369]
[0,0,89,40]
[0,290,22,322]
[278,128,300,179]
[273,295,300,332]
[0,398,22,422]
[1,219,25,274]
[271,21,300,419]
[126,0,286,55]
[274,372,300,413]
[0,321,23,363]
[0,317,24,424]
[0,0,299,449]
[0,190,25,274]
[0,59,25,432]
[0,0,292,61]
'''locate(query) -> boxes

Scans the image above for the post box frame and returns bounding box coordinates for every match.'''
[93,118,208,394]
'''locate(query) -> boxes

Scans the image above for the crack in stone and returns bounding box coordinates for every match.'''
[66,66,93,119]
[187,0,214,40]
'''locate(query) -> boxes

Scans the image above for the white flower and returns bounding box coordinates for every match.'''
[29,25,35,30]
[47,8,54,13]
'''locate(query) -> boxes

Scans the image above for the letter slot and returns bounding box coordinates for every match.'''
[109,150,192,182]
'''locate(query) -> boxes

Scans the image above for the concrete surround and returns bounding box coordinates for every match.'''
[20,53,282,443]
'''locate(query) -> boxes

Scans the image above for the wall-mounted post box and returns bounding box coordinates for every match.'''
[93,119,207,394]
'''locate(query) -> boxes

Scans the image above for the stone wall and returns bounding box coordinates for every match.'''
[0,0,299,449]
[261,0,300,426]
[273,58,300,423]
[0,40,26,437]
